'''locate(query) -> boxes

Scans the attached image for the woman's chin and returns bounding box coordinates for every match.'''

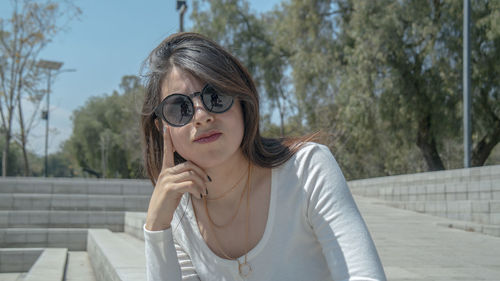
[181,148,243,170]
[189,157,225,170]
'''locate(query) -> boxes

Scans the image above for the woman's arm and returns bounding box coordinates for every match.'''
[305,145,387,281]
[144,224,200,281]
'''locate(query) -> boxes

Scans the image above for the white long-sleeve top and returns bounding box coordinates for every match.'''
[144,143,386,281]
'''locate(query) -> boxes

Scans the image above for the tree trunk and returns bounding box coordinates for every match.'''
[1,105,15,177]
[471,118,500,167]
[18,98,30,176]
[277,86,286,138]
[416,114,445,171]
[2,138,9,177]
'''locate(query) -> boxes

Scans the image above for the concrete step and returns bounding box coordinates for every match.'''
[87,229,146,281]
[65,251,97,281]
[0,228,88,250]
[0,248,43,273]
[0,211,124,231]
[123,212,147,241]
[114,232,145,251]
[23,248,67,281]
[0,194,149,212]
[0,178,153,196]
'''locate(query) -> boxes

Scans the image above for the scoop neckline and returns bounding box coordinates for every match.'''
[185,167,277,266]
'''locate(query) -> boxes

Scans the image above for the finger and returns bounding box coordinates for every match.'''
[170,161,210,183]
[162,125,175,168]
[171,171,207,194]
[172,181,205,200]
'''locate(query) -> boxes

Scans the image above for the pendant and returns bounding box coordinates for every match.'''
[238,262,252,278]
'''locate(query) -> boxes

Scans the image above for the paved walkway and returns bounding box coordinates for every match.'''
[354,195,500,281]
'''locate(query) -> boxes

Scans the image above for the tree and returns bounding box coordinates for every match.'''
[0,134,23,175]
[64,75,144,178]
[470,0,500,166]
[0,0,80,176]
[191,0,299,136]
[334,0,500,171]
[189,0,500,179]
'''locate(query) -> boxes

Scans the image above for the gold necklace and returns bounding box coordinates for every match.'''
[204,164,253,278]
[204,167,248,228]
[206,164,248,201]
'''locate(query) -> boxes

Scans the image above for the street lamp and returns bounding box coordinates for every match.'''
[463,0,471,168]
[176,1,187,32]
[36,59,63,177]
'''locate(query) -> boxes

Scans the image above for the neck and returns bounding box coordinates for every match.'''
[200,150,250,208]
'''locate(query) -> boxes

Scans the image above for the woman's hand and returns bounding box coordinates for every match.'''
[145,125,209,231]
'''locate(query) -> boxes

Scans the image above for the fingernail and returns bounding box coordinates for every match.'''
[200,193,203,199]
[207,175,212,182]
[163,126,167,133]
[206,188,209,195]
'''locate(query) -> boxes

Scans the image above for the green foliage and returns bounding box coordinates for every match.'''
[0,137,23,176]
[7,0,499,180]
[191,0,302,136]
[0,137,72,177]
[190,0,500,179]
[63,76,144,178]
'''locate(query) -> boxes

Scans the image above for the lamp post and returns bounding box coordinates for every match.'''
[36,59,63,177]
[463,0,471,168]
[176,1,187,32]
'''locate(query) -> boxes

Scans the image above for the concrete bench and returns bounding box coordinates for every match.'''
[87,229,146,281]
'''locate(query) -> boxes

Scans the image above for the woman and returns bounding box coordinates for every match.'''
[141,32,386,281]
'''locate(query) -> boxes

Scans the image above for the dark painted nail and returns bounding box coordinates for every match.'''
[200,193,203,199]
[206,188,209,195]
[207,175,212,182]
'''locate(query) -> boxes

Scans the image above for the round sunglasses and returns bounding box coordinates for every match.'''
[154,84,234,127]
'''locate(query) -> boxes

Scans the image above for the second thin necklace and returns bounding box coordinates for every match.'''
[203,163,253,278]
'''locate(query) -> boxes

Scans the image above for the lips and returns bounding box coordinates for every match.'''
[194,131,222,143]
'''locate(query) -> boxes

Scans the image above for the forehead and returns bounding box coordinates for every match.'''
[160,68,204,100]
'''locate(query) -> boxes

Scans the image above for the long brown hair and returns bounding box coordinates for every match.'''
[141,32,316,185]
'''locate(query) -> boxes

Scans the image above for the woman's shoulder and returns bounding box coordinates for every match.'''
[282,141,336,169]
[296,141,332,157]
[274,142,339,182]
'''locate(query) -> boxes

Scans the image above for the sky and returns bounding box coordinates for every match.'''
[0,0,283,156]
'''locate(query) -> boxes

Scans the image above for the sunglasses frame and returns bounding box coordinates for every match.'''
[154,84,234,127]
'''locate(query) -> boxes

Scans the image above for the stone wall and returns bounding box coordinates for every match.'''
[349,164,500,232]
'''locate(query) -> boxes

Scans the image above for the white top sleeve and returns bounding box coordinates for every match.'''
[143,224,200,281]
[305,145,386,281]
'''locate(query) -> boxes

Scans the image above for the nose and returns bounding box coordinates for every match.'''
[192,96,214,126]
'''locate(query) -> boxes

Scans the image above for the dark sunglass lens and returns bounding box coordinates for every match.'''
[163,95,193,126]
[202,86,233,113]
